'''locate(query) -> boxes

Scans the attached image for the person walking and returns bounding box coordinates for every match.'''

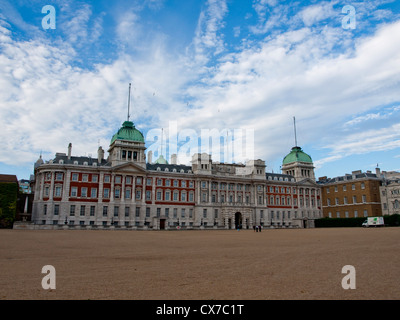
[253,225,256,232]
[259,225,262,232]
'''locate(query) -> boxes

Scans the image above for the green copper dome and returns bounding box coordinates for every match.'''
[282,146,313,165]
[110,121,145,144]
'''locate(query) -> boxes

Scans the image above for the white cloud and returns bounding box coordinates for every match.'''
[316,123,400,167]
[297,1,337,27]
[1,1,400,175]
[192,0,228,61]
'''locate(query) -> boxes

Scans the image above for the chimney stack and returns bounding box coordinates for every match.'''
[68,143,72,160]
[171,154,177,165]
[97,146,104,164]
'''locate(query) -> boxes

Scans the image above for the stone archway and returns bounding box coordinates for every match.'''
[235,212,242,229]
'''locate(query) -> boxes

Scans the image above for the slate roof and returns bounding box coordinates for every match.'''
[146,163,192,173]
[317,172,381,185]
[51,154,110,167]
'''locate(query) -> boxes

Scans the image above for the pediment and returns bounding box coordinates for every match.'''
[111,162,147,174]
[296,178,320,187]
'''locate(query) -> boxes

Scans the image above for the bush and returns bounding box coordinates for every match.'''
[315,217,367,228]
[382,214,400,226]
[315,214,400,228]
[0,182,18,228]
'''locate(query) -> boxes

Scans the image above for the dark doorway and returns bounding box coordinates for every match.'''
[235,212,242,229]
[160,219,166,230]
[303,219,307,228]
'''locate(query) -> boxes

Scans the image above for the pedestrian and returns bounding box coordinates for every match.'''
[259,225,262,232]
[256,225,258,232]
[253,225,256,232]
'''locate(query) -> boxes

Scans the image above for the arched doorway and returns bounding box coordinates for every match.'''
[235,212,242,229]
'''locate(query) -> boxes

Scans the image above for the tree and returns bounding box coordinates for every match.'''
[0,182,18,228]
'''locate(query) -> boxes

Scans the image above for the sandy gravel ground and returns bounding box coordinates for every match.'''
[0,227,399,300]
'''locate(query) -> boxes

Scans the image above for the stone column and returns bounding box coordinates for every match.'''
[62,170,70,202]
[141,176,146,205]
[131,176,136,205]
[49,172,55,200]
[110,173,115,201]
[98,172,104,223]
[208,179,211,204]
[152,177,156,205]
[196,180,201,205]
[121,174,125,203]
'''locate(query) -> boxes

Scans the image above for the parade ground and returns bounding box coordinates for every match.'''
[0,227,399,300]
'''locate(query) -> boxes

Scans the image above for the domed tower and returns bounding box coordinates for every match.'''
[108,120,146,168]
[282,146,315,181]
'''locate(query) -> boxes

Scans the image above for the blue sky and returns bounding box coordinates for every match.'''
[1,0,400,180]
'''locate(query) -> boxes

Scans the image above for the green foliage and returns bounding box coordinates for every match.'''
[0,182,18,228]
[382,214,400,226]
[315,214,400,228]
[315,217,367,228]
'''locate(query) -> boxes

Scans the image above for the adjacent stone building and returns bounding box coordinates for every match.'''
[318,169,383,218]
[379,170,400,216]
[31,120,322,230]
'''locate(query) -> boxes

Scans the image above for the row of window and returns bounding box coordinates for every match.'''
[43,204,320,220]
[43,172,319,196]
[41,220,197,227]
[268,210,320,219]
[326,195,367,206]
[382,189,400,195]
[44,184,320,207]
[326,183,365,193]
[383,200,400,210]
[45,204,216,220]
[328,210,369,218]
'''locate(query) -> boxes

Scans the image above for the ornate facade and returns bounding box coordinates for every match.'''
[31,120,322,230]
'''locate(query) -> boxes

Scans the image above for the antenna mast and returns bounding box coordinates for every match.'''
[127,83,131,121]
[293,116,298,147]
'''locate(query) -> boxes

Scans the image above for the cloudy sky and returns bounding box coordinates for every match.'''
[1,0,400,180]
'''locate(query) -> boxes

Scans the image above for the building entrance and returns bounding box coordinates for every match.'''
[160,219,166,230]
[235,212,242,229]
